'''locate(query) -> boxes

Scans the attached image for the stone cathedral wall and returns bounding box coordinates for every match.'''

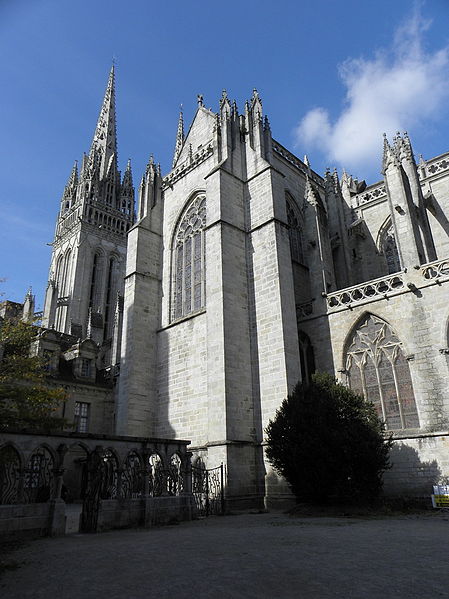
[298,266,449,496]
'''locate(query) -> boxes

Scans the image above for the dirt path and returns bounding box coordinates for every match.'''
[1,511,448,598]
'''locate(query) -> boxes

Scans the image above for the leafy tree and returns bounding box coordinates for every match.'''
[0,319,66,431]
[265,372,392,504]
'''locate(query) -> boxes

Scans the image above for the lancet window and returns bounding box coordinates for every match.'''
[381,223,400,274]
[286,199,304,265]
[89,251,104,312]
[103,256,119,338]
[345,314,419,430]
[55,249,72,331]
[298,330,315,386]
[172,195,206,320]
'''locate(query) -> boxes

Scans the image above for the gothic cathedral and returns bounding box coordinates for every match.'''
[27,68,449,506]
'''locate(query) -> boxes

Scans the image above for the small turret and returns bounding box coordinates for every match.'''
[60,161,78,213]
[121,159,134,217]
[138,155,161,220]
[22,287,35,322]
[382,133,399,175]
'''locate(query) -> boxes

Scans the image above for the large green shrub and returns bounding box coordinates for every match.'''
[265,372,392,503]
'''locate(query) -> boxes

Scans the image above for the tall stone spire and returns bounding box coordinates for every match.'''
[89,65,118,180]
[172,107,185,168]
[43,66,134,344]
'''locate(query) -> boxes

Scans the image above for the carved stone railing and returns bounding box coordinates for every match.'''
[296,301,313,319]
[419,153,449,179]
[421,258,449,280]
[162,143,214,189]
[272,140,323,186]
[354,183,386,207]
[326,273,405,310]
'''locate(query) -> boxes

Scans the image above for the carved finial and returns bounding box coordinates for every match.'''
[250,88,262,110]
[197,94,204,107]
[303,154,310,167]
[172,106,185,168]
[382,133,398,173]
[145,154,155,176]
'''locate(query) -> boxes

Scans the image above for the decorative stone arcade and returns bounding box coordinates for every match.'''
[0,431,194,535]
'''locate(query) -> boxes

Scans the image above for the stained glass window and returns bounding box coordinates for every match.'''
[346,314,419,430]
[172,195,206,320]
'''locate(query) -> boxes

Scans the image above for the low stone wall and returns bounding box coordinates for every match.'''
[0,500,65,536]
[0,430,194,536]
[383,432,449,500]
[96,495,194,532]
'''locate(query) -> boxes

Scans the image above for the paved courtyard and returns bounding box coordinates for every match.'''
[1,511,448,598]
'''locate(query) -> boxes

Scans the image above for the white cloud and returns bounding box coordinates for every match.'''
[295,7,449,174]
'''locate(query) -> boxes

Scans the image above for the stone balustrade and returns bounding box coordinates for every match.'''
[354,183,387,206]
[326,273,405,310]
[296,301,313,318]
[421,258,449,281]
[163,143,213,189]
[272,140,323,186]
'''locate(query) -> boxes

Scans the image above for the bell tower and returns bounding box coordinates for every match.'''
[42,66,135,349]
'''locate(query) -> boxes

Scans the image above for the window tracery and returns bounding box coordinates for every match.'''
[89,251,104,311]
[172,195,206,320]
[345,314,419,430]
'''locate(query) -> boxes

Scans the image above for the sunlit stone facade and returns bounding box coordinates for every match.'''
[30,73,449,506]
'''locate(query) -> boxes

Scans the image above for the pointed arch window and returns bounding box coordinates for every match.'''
[381,223,400,274]
[55,250,72,332]
[286,198,304,265]
[172,195,206,320]
[345,314,419,430]
[103,256,119,338]
[298,330,315,386]
[89,251,104,312]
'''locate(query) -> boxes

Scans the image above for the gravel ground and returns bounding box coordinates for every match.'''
[1,511,448,598]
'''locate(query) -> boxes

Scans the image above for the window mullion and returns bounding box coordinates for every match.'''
[390,355,406,428]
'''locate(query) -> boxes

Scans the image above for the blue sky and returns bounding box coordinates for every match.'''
[1,0,449,307]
